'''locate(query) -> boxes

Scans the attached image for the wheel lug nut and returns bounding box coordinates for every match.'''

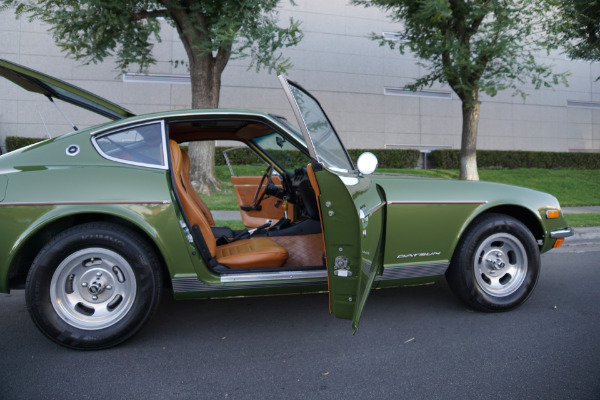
[96,272,102,277]
[81,282,88,287]
[106,285,112,290]
[92,295,98,300]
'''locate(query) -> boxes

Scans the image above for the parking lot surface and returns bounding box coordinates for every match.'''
[1,248,598,399]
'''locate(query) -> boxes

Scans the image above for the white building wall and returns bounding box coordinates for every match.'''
[1,0,599,154]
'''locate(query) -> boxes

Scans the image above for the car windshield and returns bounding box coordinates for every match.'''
[286,82,354,173]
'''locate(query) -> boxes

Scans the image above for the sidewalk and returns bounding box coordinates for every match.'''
[562,206,600,214]
[212,210,242,220]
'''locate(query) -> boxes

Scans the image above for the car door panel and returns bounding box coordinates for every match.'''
[309,165,385,326]
[279,74,385,328]
[231,175,294,228]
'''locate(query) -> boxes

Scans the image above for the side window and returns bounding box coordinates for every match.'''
[94,122,166,168]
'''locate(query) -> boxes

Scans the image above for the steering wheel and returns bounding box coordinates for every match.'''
[249,164,274,211]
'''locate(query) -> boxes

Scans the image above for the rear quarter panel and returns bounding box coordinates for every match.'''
[0,131,199,292]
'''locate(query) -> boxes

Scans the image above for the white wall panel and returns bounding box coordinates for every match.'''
[0,3,599,154]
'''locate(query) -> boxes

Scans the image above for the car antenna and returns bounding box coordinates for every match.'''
[46,95,78,131]
[36,105,52,139]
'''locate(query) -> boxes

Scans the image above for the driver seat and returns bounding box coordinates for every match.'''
[170,140,288,269]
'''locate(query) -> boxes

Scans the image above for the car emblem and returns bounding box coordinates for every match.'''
[66,144,80,156]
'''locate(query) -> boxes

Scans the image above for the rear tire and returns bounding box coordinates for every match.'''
[446,214,540,312]
[25,222,162,350]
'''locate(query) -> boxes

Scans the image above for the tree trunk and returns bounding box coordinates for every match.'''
[186,57,222,194]
[187,142,220,194]
[166,7,232,195]
[459,92,480,181]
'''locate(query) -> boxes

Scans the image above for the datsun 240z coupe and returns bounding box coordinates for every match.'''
[0,59,573,350]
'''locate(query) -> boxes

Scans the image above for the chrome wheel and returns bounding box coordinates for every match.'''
[50,247,137,330]
[27,223,162,349]
[445,214,540,312]
[474,233,527,297]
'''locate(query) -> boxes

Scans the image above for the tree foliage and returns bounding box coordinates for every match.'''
[3,0,303,193]
[548,0,600,65]
[354,0,567,101]
[352,0,568,180]
[4,0,302,74]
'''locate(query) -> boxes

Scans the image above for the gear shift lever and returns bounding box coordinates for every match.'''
[282,198,288,219]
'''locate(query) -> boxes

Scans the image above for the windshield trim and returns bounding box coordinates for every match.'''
[278,76,318,160]
[277,75,356,173]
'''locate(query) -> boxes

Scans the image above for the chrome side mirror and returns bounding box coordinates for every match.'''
[356,152,378,175]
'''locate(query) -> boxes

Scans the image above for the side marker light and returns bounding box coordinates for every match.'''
[546,210,560,219]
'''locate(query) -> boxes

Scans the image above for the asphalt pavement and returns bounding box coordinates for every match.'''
[0,237,598,399]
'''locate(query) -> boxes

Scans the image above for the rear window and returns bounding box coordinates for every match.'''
[93,122,167,168]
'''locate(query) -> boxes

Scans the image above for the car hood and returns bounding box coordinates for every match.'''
[0,59,134,120]
[369,172,561,209]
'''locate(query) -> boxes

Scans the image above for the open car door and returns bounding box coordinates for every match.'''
[279,75,386,329]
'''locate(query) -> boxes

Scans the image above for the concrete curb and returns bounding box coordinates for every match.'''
[565,227,600,246]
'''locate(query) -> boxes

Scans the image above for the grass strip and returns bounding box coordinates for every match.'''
[564,214,600,228]
[375,168,600,207]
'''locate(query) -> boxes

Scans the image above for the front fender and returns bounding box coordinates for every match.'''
[373,175,568,268]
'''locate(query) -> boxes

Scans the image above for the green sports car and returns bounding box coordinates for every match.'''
[0,59,573,350]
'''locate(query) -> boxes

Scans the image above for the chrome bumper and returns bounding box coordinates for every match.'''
[550,228,575,239]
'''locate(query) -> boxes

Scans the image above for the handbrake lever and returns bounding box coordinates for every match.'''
[230,222,271,242]
[248,222,271,235]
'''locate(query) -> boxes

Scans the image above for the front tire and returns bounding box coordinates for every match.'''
[446,214,540,312]
[26,223,162,350]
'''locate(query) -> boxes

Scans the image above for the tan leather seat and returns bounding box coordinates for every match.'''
[170,140,288,269]
[180,149,216,226]
[216,237,288,269]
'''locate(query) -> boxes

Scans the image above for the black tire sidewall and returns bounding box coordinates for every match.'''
[447,214,540,312]
[26,223,161,350]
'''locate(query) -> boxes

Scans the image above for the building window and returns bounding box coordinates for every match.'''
[567,100,600,109]
[384,87,452,99]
